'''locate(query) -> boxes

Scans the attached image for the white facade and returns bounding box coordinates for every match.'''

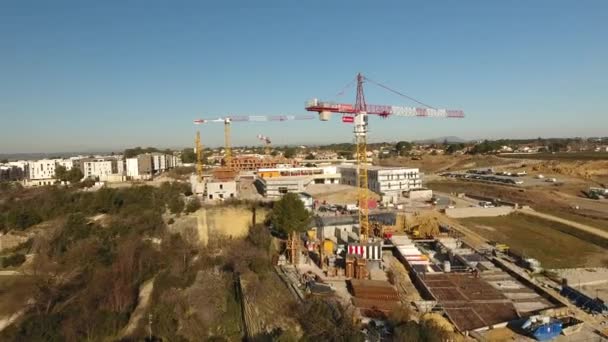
[151,154,167,173]
[126,158,140,177]
[206,181,237,201]
[150,153,180,174]
[28,159,57,180]
[259,176,312,198]
[339,165,422,202]
[82,159,117,179]
[258,165,344,198]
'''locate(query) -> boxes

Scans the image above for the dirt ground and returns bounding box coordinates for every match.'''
[376,155,522,173]
[459,213,608,268]
[427,179,608,229]
[524,160,608,185]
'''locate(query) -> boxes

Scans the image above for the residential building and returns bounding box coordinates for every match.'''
[126,158,139,178]
[81,158,118,179]
[0,165,23,181]
[339,165,422,203]
[124,153,177,180]
[126,155,153,180]
[8,161,29,179]
[28,159,57,180]
[56,158,75,171]
[151,153,167,174]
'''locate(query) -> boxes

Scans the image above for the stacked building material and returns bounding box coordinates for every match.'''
[346,256,355,278]
[350,279,400,318]
[354,258,368,279]
[350,279,400,301]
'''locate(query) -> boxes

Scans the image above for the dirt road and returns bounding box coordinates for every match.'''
[517,208,608,240]
[121,277,155,338]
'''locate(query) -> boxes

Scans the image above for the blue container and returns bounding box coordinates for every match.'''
[530,321,562,341]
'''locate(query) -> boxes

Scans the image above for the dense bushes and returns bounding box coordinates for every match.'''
[0,182,192,233]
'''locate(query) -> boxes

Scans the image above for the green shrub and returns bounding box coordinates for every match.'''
[185,198,201,213]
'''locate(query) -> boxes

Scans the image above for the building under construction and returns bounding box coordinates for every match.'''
[391,235,561,333]
[228,155,299,172]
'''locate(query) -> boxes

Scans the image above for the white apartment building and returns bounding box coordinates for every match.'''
[28,159,57,180]
[126,158,139,178]
[151,153,167,174]
[125,155,154,180]
[81,158,118,179]
[339,165,423,203]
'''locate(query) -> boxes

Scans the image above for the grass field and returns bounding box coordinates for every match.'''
[459,213,608,268]
[500,152,608,161]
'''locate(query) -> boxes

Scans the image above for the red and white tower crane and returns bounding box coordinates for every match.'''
[305,73,464,242]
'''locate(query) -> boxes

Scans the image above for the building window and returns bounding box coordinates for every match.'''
[209,195,213,199]
[220,184,223,190]
[219,194,224,199]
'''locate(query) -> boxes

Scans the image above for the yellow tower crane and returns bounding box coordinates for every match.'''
[195,130,204,181]
[194,115,314,168]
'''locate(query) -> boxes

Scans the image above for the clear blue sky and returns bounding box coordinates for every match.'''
[1,1,607,153]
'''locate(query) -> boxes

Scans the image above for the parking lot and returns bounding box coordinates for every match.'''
[440,169,562,188]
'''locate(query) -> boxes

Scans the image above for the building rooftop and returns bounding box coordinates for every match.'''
[338,164,419,171]
[422,273,519,331]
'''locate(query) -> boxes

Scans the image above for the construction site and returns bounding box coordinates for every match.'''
[183,73,608,341]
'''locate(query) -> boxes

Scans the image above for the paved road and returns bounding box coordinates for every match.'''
[517,208,608,240]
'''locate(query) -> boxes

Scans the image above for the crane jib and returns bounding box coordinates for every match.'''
[306,102,464,118]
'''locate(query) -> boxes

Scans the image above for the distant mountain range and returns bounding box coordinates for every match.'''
[412,136,468,144]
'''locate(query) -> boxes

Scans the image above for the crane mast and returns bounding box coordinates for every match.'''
[224,119,232,168]
[305,73,464,243]
[195,130,204,181]
[354,73,370,241]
